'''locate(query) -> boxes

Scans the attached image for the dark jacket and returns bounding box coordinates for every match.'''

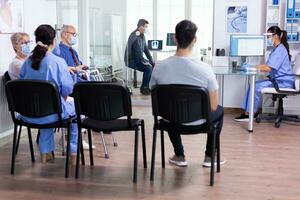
[124,30,153,69]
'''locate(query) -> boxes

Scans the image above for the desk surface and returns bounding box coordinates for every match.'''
[212,66,258,76]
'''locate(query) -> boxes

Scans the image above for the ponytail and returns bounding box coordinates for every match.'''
[30,45,48,70]
[280,30,292,61]
[267,26,291,61]
[29,24,56,70]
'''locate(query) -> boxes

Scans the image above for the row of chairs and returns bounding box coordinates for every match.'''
[3,77,222,186]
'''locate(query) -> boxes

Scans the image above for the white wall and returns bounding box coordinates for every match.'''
[0,0,57,136]
[213,0,266,108]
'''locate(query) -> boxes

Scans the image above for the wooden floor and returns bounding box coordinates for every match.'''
[0,105,300,200]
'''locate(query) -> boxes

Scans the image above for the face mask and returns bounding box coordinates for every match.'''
[144,27,150,35]
[20,42,32,56]
[267,37,273,46]
[70,36,78,46]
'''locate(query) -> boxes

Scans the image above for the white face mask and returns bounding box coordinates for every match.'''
[70,36,78,46]
[267,37,273,46]
[144,27,150,35]
[20,42,33,56]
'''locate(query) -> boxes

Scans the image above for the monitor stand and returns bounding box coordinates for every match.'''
[241,56,247,66]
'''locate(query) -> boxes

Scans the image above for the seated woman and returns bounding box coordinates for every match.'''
[235,26,295,121]
[19,24,78,164]
[8,32,32,80]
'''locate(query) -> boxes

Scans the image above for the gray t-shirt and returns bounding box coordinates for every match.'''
[149,55,219,126]
[150,56,218,91]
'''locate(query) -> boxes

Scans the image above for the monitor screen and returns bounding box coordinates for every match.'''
[166,33,176,46]
[148,40,163,50]
[230,35,265,57]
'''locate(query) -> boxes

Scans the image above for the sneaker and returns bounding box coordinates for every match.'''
[234,112,259,122]
[202,155,226,168]
[234,113,249,122]
[140,87,151,95]
[168,155,188,167]
[82,140,95,150]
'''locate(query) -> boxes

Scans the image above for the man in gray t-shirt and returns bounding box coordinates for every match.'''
[150,20,226,167]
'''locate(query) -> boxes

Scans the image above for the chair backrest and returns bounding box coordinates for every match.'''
[3,71,11,84]
[294,54,300,91]
[151,84,211,124]
[5,80,62,121]
[73,82,132,121]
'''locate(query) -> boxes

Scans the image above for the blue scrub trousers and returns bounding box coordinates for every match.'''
[243,79,294,113]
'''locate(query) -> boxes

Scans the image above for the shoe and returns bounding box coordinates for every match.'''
[234,112,259,122]
[41,152,55,163]
[140,87,151,95]
[168,155,188,167]
[202,155,226,168]
[82,140,95,150]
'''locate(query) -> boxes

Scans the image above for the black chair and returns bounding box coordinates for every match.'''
[2,72,23,155]
[73,82,147,182]
[5,79,74,177]
[150,84,221,186]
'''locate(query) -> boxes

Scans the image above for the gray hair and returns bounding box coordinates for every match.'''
[10,32,29,52]
[60,25,75,34]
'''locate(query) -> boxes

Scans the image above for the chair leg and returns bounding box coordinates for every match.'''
[61,128,65,156]
[27,128,35,163]
[150,128,157,181]
[216,133,221,173]
[112,133,118,147]
[141,121,147,169]
[100,132,109,159]
[75,126,82,179]
[133,128,139,183]
[87,129,94,166]
[133,70,137,88]
[80,135,85,166]
[11,124,18,174]
[65,125,71,178]
[210,128,217,186]
[161,130,165,169]
[36,130,40,144]
[15,125,22,155]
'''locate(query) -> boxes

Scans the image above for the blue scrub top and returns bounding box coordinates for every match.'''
[53,42,82,67]
[19,52,75,124]
[267,43,294,87]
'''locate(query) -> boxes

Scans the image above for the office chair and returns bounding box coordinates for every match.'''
[256,56,300,128]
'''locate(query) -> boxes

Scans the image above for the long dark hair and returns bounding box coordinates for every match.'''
[267,26,291,61]
[30,24,56,70]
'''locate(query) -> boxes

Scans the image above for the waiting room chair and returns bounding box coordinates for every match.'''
[73,82,147,182]
[257,56,300,128]
[5,79,75,177]
[150,84,221,186]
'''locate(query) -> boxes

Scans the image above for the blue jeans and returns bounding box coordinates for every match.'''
[168,105,224,157]
[128,60,153,88]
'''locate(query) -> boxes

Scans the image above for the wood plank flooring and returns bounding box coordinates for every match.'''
[0,105,299,200]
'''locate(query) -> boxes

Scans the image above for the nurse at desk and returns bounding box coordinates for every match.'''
[235,26,294,122]
[19,25,78,163]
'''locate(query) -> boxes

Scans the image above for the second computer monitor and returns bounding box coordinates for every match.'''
[166,33,176,46]
[230,35,265,57]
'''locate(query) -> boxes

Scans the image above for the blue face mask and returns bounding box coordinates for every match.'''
[70,36,78,46]
[20,42,32,56]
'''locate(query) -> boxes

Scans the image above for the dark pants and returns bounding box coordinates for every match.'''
[128,60,153,88]
[168,105,224,157]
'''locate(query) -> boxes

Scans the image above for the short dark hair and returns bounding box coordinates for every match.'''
[175,20,198,49]
[137,19,149,27]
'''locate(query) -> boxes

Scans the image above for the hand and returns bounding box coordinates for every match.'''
[75,65,85,72]
[68,67,76,74]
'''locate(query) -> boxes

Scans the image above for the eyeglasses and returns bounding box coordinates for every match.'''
[66,31,78,37]
[19,40,33,45]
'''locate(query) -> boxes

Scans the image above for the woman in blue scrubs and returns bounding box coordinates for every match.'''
[19,24,77,163]
[235,26,294,121]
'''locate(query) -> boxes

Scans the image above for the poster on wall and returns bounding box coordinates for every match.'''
[0,0,24,33]
[227,6,247,33]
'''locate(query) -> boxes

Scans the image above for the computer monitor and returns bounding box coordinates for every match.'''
[166,33,176,46]
[148,40,163,50]
[230,35,265,57]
